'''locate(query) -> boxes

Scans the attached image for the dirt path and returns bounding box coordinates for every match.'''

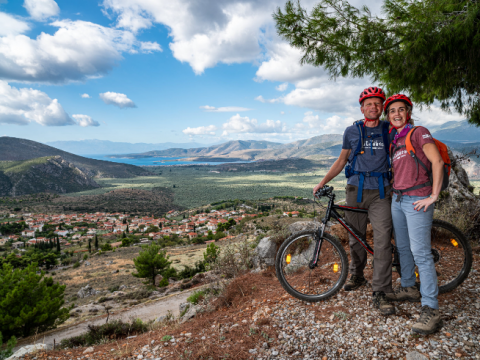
[14,287,200,351]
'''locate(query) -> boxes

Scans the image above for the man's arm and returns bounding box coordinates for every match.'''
[313,149,351,195]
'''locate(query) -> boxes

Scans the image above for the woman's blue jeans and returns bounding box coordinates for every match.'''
[391,194,439,309]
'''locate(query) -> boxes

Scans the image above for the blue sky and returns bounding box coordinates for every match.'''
[0,0,464,145]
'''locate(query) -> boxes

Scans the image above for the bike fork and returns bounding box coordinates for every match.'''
[309,224,325,269]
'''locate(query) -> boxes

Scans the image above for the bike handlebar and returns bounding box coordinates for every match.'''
[314,186,334,198]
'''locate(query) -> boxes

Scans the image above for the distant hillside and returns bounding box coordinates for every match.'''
[281,134,343,148]
[430,120,480,141]
[0,156,100,197]
[0,137,152,178]
[110,140,283,159]
[45,139,210,155]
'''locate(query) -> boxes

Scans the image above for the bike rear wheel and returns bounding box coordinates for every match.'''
[275,230,348,302]
[431,219,472,294]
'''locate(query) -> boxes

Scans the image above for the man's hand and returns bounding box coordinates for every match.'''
[313,181,326,196]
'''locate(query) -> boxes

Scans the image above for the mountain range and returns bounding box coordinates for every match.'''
[45,140,215,155]
[0,137,151,179]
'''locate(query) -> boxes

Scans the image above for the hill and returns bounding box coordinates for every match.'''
[45,139,211,155]
[0,156,100,196]
[429,120,480,141]
[0,137,152,178]
[109,140,283,159]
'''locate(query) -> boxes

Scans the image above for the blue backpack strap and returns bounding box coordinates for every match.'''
[350,120,364,171]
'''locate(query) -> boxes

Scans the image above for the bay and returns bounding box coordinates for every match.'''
[84,154,252,166]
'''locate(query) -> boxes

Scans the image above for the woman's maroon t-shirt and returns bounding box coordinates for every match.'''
[392,126,435,197]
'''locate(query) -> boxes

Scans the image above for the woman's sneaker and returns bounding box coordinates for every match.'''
[386,286,421,302]
[412,306,443,335]
[344,275,367,291]
[372,291,395,316]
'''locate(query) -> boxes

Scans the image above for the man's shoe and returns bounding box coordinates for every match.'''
[344,275,367,291]
[373,291,395,316]
[389,286,421,302]
[412,306,443,335]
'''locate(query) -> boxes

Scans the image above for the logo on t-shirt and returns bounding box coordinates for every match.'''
[422,134,432,139]
[363,139,384,150]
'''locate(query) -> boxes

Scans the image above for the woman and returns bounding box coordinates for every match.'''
[385,94,444,335]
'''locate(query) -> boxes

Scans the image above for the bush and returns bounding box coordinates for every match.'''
[83,254,88,261]
[0,332,16,360]
[109,285,120,293]
[101,243,113,252]
[157,278,169,287]
[124,289,153,300]
[204,243,220,265]
[60,319,148,348]
[73,261,80,269]
[0,263,71,339]
[178,260,206,279]
[187,290,207,305]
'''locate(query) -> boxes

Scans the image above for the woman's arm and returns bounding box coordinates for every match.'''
[413,143,444,211]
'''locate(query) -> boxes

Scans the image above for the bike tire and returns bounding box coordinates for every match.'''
[431,219,472,294]
[275,230,348,302]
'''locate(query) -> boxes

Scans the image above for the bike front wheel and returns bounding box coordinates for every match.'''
[275,230,348,302]
[431,219,472,294]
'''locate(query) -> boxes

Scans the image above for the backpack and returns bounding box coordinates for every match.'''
[404,127,451,191]
[344,120,393,202]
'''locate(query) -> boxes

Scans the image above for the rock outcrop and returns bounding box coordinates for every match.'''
[445,149,477,202]
[77,284,101,299]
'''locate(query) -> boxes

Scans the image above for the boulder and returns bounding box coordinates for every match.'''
[77,284,101,299]
[445,148,477,203]
[154,274,163,287]
[406,351,428,360]
[84,261,91,266]
[252,237,276,269]
[288,220,322,234]
[179,302,190,313]
[6,344,50,360]
[180,305,200,323]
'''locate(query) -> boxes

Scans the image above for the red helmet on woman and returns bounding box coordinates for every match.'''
[384,94,413,114]
[359,87,386,104]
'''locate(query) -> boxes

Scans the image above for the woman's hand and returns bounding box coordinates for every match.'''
[413,194,437,212]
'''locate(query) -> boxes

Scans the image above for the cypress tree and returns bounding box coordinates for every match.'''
[94,234,98,250]
[56,237,60,252]
[88,239,91,253]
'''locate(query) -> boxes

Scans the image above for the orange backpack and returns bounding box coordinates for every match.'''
[404,126,451,191]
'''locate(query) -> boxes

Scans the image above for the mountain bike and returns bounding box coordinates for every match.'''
[275,186,473,302]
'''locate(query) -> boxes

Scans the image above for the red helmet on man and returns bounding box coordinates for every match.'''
[384,94,413,114]
[359,87,386,104]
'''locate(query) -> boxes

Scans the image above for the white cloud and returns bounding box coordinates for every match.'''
[81,93,91,98]
[296,111,354,135]
[102,0,280,74]
[0,20,161,83]
[183,125,217,135]
[0,12,30,36]
[99,91,136,108]
[254,95,279,104]
[221,114,286,136]
[414,105,465,126]
[0,80,74,126]
[276,82,288,92]
[23,0,60,21]
[72,114,100,127]
[140,41,162,53]
[200,105,252,112]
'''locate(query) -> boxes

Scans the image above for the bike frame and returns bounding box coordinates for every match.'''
[310,191,376,269]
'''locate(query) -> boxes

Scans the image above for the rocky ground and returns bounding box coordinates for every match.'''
[16,245,480,360]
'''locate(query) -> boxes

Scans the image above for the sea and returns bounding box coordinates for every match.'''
[84,154,252,167]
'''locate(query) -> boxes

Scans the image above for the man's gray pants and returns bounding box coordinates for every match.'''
[344,184,393,293]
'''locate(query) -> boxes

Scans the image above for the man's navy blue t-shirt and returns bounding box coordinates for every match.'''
[342,121,389,189]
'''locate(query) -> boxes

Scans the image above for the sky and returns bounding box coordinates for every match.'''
[0,0,465,145]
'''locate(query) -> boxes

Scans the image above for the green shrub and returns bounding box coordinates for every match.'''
[0,332,16,360]
[83,254,88,261]
[187,290,206,305]
[158,278,169,287]
[73,261,80,269]
[0,263,71,339]
[204,243,220,265]
[101,243,113,252]
[59,319,148,348]
[161,335,172,341]
[178,260,206,279]
[109,285,119,293]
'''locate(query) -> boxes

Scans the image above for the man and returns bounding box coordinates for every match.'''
[313,86,395,316]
